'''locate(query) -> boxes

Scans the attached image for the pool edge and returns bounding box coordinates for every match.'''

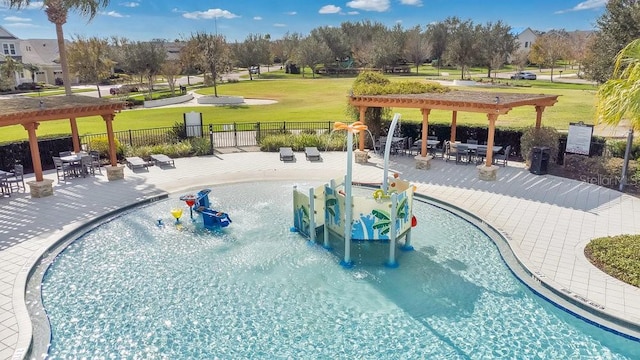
[15,192,169,360]
[413,192,640,343]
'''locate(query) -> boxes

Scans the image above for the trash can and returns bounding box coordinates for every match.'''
[530,146,550,175]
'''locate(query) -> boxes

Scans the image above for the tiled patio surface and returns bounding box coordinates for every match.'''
[1,151,640,359]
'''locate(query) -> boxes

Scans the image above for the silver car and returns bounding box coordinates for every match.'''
[510,71,537,80]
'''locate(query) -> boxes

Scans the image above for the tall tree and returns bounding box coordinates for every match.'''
[293,35,332,78]
[179,38,201,86]
[270,31,301,67]
[121,40,166,97]
[596,38,640,129]
[477,21,517,78]
[529,30,570,82]
[192,32,231,97]
[0,55,22,90]
[583,0,640,83]
[404,25,430,74]
[5,0,110,95]
[66,35,113,97]
[312,26,351,66]
[161,60,181,95]
[425,20,449,75]
[443,17,478,80]
[232,33,271,80]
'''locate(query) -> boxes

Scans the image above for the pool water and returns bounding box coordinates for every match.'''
[41,182,638,359]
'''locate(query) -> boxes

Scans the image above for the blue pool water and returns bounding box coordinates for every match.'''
[41,182,639,359]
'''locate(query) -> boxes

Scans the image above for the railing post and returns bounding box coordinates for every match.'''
[128,129,133,147]
[255,122,261,145]
[233,122,238,147]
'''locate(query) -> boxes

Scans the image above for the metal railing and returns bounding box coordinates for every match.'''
[80,121,335,149]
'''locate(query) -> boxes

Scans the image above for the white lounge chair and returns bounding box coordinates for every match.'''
[305,147,321,161]
[126,156,149,170]
[279,147,295,162]
[150,154,175,167]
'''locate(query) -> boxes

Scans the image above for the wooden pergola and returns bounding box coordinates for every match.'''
[349,90,559,174]
[0,95,125,195]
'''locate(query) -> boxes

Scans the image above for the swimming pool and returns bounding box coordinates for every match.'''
[39,182,638,359]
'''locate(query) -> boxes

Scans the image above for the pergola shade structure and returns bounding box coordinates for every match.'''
[0,95,125,183]
[349,90,559,167]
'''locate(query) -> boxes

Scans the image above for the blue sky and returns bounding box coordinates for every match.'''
[0,0,607,41]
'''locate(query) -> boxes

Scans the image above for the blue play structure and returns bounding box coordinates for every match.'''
[180,189,232,229]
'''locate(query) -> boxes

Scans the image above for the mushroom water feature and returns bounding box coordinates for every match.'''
[333,120,369,267]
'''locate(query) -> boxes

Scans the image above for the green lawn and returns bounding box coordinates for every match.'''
[0,74,599,143]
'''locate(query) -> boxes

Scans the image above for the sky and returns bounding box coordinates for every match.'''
[0,0,608,42]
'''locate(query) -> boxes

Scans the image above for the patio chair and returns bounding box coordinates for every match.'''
[126,156,149,171]
[304,147,321,161]
[53,156,74,182]
[79,155,93,177]
[150,154,176,167]
[493,145,511,167]
[89,150,102,174]
[4,164,25,192]
[279,147,295,162]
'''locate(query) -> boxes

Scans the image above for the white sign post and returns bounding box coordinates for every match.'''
[565,122,593,156]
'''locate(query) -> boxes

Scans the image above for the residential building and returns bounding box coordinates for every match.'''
[18,39,65,85]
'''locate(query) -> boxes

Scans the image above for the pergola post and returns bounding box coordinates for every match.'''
[23,122,43,181]
[358,106,366,151]
[102,114,118,166]
[535,106,544,128]
[69,117,81,153]
[450,111,458,142]
[102,113,125,181]
[419,108,431,157]
[24,122,54,197]
[477,113,500,181]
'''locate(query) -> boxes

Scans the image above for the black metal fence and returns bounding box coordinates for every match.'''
[80,121,335,149]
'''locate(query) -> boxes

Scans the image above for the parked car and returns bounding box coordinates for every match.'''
[249,66,260,74]
[109,84,140,95]
[510,71,537,80]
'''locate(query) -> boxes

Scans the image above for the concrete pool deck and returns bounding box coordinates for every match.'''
[1,150,640,359]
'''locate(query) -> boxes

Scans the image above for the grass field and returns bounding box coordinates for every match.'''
[0,72,598,143]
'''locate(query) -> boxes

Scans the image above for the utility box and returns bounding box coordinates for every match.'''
[530,146,550,175]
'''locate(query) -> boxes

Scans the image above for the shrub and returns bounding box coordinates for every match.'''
[520,126,560,164]
[259,132,347,152]
[88,136,124,160]
[585,234,640,287]
[606,139,640,159]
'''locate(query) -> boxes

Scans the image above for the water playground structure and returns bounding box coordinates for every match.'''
[292,114,417,267]
[173,189,232,229]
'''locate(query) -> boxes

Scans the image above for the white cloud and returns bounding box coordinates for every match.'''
[400,0,422,5]
[4,16,31,22]
[346,0,389,12]
[319,5,341,14]
[555,0,607,14]
[253,16,262,20]
[5,22,38,28]
[99,11,126,18]
[183,8,239,20]
[285,11,297,15]
[274,23,287,27]
[120,2,140,8]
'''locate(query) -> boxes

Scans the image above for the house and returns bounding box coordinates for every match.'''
[18,39,66,85]
[516,27,538,53]
[0,25,22,86]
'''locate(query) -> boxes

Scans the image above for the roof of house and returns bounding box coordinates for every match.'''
[0,25,18,40]
[19,39,61,66]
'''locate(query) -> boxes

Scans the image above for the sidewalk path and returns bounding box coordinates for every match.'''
[1,152,640,359]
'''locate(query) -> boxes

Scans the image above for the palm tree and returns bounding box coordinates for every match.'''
[5,0,110,95]
[596,38,640,129]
